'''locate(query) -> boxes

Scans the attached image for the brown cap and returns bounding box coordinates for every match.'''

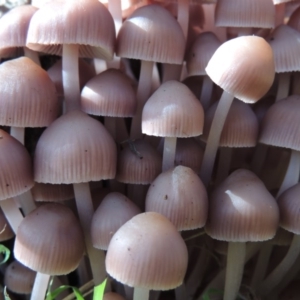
[142,80,204,137]
[27,0,115,60]
[34,110,117,184]
[14,203,84,275]
[146,166,208,231]
[259,95,300,150]
[206,36,275,103]
[117,4,185,64]
[0,129,34,201]
[81,69,137,117]
[106,212,188,290]
[0,57,59,127]
[205,169,279,242]
[91,192,141,250]
[5,261,36,295]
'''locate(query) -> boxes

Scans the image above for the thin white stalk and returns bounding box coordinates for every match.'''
[130,60,154,139]
[73,182,106,285]
[30,273,50,300]
[237,27,252,36]
[94,59,107,75]
[199,91,235,187]
[200,75,214,111]
[1,198,23,233]
[24,47,40,66]
[276,149,300,198]
[133,287,149,300]
[63,44,80,113]
[10,126,25,144]
[162,137,177,172]
[276,72,290,102]
[258,234,300,297]
[224,242,246,300]
[162,64,182,83]
[16,190,36,215]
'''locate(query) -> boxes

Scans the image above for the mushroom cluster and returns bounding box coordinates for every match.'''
[1,0,300,300]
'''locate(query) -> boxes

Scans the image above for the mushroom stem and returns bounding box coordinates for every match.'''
[200,75,214,111]
[1,198,23,233]
[162,137,177,172]
[24,47,40,66]
[162,64,182,82]
[104,117,117,141]
[258,234,300,296]
[10,126,25,144]
[277,149,300,198]
[276,72,290,102]
[224,242,246,300]
[63,44,80,113]
[133,287,149,300]
[73,182,106,285]
[30,273,50,300]
[199,90,235,187]
[130,60,154,140]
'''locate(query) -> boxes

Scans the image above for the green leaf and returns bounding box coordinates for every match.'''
[93,278,107,300]
[0,245,10,265]
[4,286,11,300]
[46,285,84,300]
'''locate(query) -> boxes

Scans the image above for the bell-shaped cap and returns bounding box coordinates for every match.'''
[259,95,300,150]
[0,130,34,201]
[117,4,185,64]
[146,166,208,231]
[14,203,85,275]
[0,57,59,127]
[206,36,275,103]
[81,69,137,117]
[205,169,279,242]
[27,0,115,60]
[34,110,117,184]
[106,212,188,290]
[91,192,141,250]
[142,80,204,137]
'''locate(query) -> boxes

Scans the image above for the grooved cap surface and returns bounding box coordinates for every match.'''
[106,212,188,290]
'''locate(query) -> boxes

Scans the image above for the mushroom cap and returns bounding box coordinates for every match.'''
[269,24,300,73]
[145,166,208,231]
[0,129,34,201]
[205,36,275,103]
[142,80,204,137]
[0,57,59,127]
[81,69,137,117]
[91,192,141,250]
[259,95,300,151]
[202,100,259,147]
[117,4,185,64]
[14,203,85,275]
[106,212,188,290]
[5,261,36,295]
[27,0,115,60]
[205,169,279,242]
[215,0,275,28]
[34,110,117,184]
[277,183,300,235]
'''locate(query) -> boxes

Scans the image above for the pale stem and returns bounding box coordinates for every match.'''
[108,0,122,35]
[200,75,214,111]
[276,149,300,198]
[177,0,189,40]
[250,241,273,290]
[133,287,149,300]
[250,143,268,175]
[162,137,177,172]
[224,242,246,300]
[16,190,36,215]
[30,273,50,300]
[276,72,290,102]
[258,234,300,297]
[10,126,25,144]
[162,64,182,83]
[1,198,24,233]
[63,44,80,113]
[175,283,188,300]
[151,63,161,93]
[237,27,252,36]
[130,60,154,140]
[199,91,235,187]
[215,147,232,186]
[77,256,91,286]
[104,117,117,141]
[94,59,107,75]
[24,47,40,66]
[73,182,106,285]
